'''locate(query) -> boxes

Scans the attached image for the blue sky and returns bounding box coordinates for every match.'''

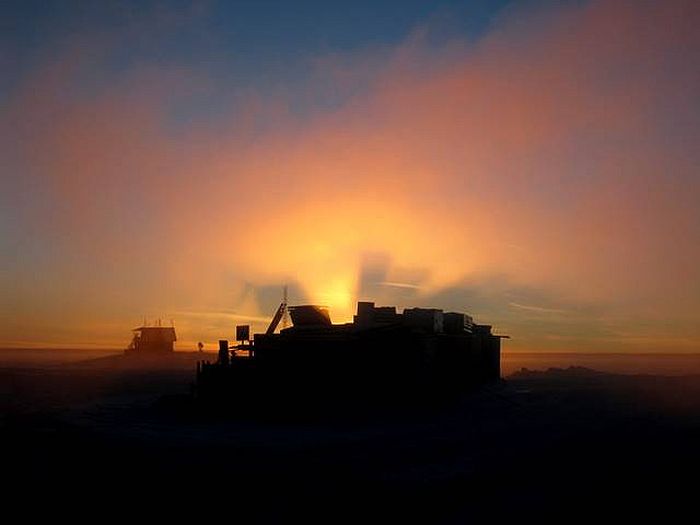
[1,0,513,106]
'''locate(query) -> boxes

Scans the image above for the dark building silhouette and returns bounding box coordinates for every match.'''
[125,325,177,355]
[196,301,506,409]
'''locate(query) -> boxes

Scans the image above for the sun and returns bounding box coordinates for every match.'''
[312,278,356,323]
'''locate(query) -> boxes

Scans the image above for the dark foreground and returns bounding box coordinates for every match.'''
[2,352,699,520]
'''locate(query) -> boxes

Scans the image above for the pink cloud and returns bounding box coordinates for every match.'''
[2,0,699,350]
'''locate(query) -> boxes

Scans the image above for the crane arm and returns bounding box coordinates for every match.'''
[266,302,287,335]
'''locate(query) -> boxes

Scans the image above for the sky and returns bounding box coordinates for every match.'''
[1,0,699,352]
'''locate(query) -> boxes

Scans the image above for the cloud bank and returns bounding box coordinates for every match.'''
[2,0,699,351]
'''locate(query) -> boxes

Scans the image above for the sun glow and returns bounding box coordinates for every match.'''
[310,277,356,323]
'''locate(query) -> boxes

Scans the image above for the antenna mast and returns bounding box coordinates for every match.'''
[281,285,289,329]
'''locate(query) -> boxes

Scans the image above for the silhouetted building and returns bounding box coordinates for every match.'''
[443,312,474,334]
[288,305,332,327]
[196,301,507,410]
[125,325,176,355]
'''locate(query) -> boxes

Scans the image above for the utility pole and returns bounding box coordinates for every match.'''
[281,285,290,329]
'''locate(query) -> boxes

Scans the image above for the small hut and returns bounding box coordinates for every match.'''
[125,325,176,355]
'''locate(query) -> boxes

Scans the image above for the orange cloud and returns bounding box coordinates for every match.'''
[2,0,699,350]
